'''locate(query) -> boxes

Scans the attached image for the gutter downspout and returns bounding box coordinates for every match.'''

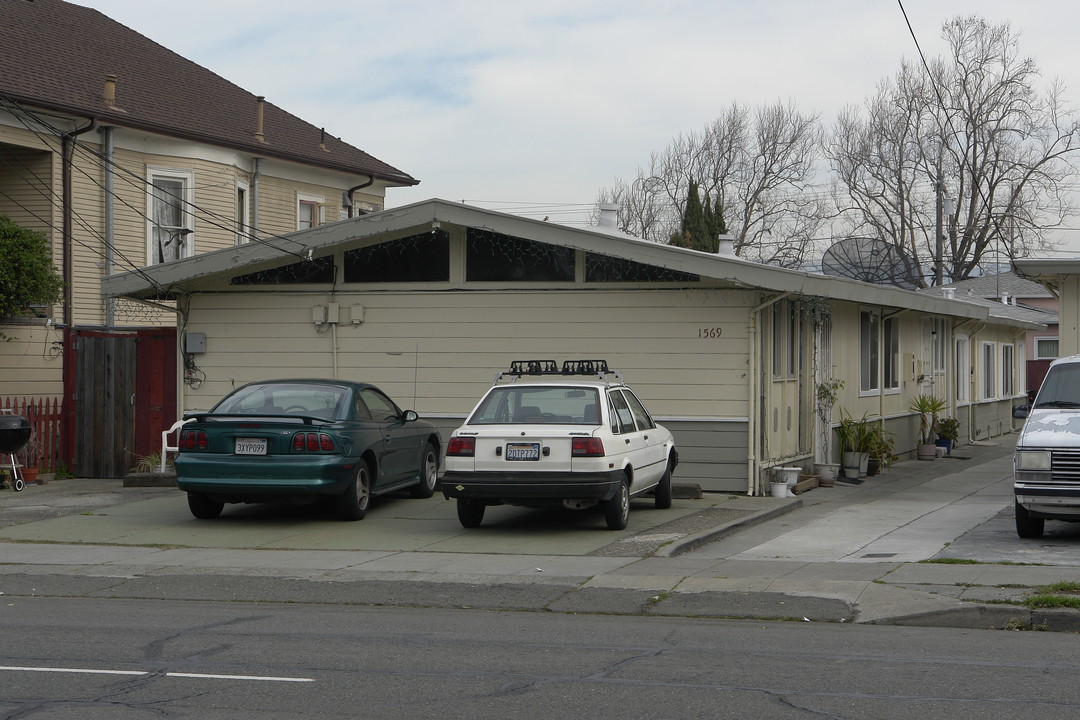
[101,125,115,326]
[347,176,375,218]
[747,291,791,496]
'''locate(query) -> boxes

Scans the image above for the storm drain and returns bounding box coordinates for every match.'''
[861,553,898,558]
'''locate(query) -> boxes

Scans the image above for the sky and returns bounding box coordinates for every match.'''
[73,0,1080,244]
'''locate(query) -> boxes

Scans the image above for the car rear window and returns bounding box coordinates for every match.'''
[213,383,348,419]
[470,386,602,425]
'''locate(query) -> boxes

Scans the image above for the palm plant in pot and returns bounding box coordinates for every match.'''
[910,394,947,460]
[837,410,873,481]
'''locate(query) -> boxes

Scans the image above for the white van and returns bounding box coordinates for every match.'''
[1013,354,1080,538]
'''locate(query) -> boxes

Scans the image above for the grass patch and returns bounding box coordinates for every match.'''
[1023,594,1080,610]
[920,558,979,565]
[1042,581,1080,594]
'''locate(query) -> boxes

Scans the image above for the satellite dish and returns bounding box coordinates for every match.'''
[820,237,922,289]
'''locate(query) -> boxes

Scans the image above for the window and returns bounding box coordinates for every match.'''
[343,231,450,282]
[585,253,699,282]
[621,390,656,430]
[931,318,948,372]
[883,315,900,390]
[982,342,997,399]
[465,228,574,282]
[147,168,193,264]
[1035,336,1059,360]
[236,181,250,244]
[860,309,880,392]
[1002,344,1015,397]
[297,193,324,230]
[955,334,969,402]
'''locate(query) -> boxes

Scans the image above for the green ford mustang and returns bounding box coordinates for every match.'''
[174,379,441,520]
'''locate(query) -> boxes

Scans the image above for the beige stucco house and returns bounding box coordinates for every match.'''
[103,199,1038,494]
[1,0,416,475]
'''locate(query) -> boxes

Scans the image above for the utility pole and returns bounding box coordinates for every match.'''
[934,168,944,287]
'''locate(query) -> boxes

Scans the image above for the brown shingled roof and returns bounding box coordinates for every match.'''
[0,0,418,186]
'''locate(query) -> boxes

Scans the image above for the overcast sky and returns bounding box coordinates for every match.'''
[74,0,1080,242]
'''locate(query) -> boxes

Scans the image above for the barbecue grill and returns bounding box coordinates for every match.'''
[0,411,31,492]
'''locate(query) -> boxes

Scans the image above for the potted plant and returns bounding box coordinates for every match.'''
[866,423,896,475]
[17,435,41,485]
[910,394,947,460]
[837,410,873,480]
[815,379,845,482]
[935,416,959,456]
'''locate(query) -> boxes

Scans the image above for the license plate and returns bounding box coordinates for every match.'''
[235,438,267,455]
[505,442,540,461]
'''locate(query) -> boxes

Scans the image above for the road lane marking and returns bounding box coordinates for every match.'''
[0,666,312,682]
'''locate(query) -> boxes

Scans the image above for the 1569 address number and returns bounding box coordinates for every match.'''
[698,327,724,339]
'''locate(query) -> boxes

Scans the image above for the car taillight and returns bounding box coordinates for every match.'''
[447,437,475,456]
[292,432,335,452]
[572,437,605,456]
[179,429,208,450]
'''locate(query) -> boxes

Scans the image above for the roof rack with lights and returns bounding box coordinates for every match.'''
[492,359,623,384]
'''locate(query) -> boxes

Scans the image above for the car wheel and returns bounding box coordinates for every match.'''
[410,442,439,499]
[654,462,673,509]
[338,462,372,521]
[604,481,630,530]
[1015,501,1045,539]
[188,493,223,519]
[457,498,485,528]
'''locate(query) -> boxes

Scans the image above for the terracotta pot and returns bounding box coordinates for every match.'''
[917,443,937,461]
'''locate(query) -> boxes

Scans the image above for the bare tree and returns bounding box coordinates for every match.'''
[597,100,826,267]
[828,16,1080,284]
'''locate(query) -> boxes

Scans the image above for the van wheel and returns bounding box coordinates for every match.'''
[1015,502,1045,539]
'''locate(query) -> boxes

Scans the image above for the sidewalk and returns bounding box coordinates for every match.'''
[2,440,1080,631]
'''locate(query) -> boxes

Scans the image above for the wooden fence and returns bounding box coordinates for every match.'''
[1,397,62,472]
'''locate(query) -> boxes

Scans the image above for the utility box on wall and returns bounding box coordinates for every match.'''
[184,332,206,354]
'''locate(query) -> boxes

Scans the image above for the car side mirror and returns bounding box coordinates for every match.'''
[403,410,419,422]
[1012,404,1030,419]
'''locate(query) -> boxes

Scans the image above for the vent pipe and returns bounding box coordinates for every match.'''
[942,287,956,300]
[103,74,118,108]
[254,96,266,143]
[597,203,618,229]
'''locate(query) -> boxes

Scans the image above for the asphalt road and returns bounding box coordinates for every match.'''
[3,596,1080,719]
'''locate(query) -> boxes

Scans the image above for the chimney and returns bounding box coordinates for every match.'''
[717,233,736,257]
[597,203,618,229]
[103,74,118,109]
[254,96,267,144]
[942,287,956,300]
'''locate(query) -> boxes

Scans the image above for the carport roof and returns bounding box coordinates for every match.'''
[101,198,1040,328]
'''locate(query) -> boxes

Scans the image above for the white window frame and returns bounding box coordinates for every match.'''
[236,180,250,245]
[1002,343,1016,398]
[981,341,997,400]
[955,334,970,403]
[883,314,900,392]
[146,167,194,265]
[1035,336,1059,360]
[860,308,880,395]
[297,192,325,230]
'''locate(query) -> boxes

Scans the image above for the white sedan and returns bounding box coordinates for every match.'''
[441,360,678,530]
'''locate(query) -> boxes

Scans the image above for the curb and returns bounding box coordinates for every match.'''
[656,497,803,557]
[865,603,1080,632]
